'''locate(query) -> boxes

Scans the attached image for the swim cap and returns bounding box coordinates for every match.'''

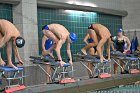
[69,33,78,42]
[110,36,117,42]
[15,37,25,48]
[88,38,94,43]
[118,28,123,33]
[42,25,49,30]
[45,39,54,50]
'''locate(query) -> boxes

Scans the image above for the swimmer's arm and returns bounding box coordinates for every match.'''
[89,29,98,46]
[42,35,48,51]
[0,33,11,48]
[125,37,131,51]
[111,43,116,51]
[67,41,72,62]
[55,39,63,61]
[13,44,22,62]
[83,34,89,45]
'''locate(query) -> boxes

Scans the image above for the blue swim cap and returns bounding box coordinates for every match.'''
[42,25,49,30]
[69,33,78,42]
[88,38,94,43]
[45,39,54,50]
[118,28,123,33]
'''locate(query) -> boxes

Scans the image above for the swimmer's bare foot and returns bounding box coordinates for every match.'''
[100,58,103,63]
[0,59,6,66]
[69,61,73,65]
[81,48,87,55]
[103,57,106,60]
[107,57,111,62]
[7,63,18,69]
[60,61,66,66]
[100,57,106,63]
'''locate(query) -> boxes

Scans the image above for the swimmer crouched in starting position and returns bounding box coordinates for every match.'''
[42,24,78,66]
[81,24,116,62]
[0,19,25,69]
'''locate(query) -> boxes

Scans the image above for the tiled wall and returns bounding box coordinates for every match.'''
[0,3,15,61]
[37,8,122,60]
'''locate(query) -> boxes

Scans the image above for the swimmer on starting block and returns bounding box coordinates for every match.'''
[42,24,78,66]
[81,24,116,62]
[112,28,131,74]
[83,33,97,78]
[0,19,25,69]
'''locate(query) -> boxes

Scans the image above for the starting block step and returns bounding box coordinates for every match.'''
[5,85,26,93]
[59,78,76,84]
[99,73,112,78]
[30,60,71,67]
[129,69,140,74]
[6,76,27,80]
[0,66,23,71]
[46,62,71,67]
[125,57,138,60]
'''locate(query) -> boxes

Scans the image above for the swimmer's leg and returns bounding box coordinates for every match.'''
[6,40,17,69]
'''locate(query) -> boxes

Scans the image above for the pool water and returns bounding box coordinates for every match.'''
[85,84,140,93]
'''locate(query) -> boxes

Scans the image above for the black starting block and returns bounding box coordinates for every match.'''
[74,53,112,78]
[29,56,74,84]
[111,51,140,74]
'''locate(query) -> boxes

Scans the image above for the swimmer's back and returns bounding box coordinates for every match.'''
[0,19,19,35]
[93,24,111,38]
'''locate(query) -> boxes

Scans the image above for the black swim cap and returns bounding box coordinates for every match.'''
[15,37,25,48]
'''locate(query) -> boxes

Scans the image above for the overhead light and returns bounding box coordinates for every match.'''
[67,1,97,7]
[65,10,84,13]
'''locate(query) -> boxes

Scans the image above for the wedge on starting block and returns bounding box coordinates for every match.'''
[129,69,140,74]
[59,78,76,84]
[99,73,112,78]
[5,85,26,93]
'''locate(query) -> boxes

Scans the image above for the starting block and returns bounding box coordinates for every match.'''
[111,51,140,74]
[5,85,26,93]
[74,53,112,79]
[30,56,74,84]
[0,66,25,89]
[49,62,74,83]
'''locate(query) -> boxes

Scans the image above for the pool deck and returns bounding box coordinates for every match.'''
[14,73,140,93]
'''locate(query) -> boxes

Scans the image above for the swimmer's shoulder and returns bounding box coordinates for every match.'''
[123,36,129,41]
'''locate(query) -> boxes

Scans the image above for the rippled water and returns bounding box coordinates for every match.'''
[85,84,140,93]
